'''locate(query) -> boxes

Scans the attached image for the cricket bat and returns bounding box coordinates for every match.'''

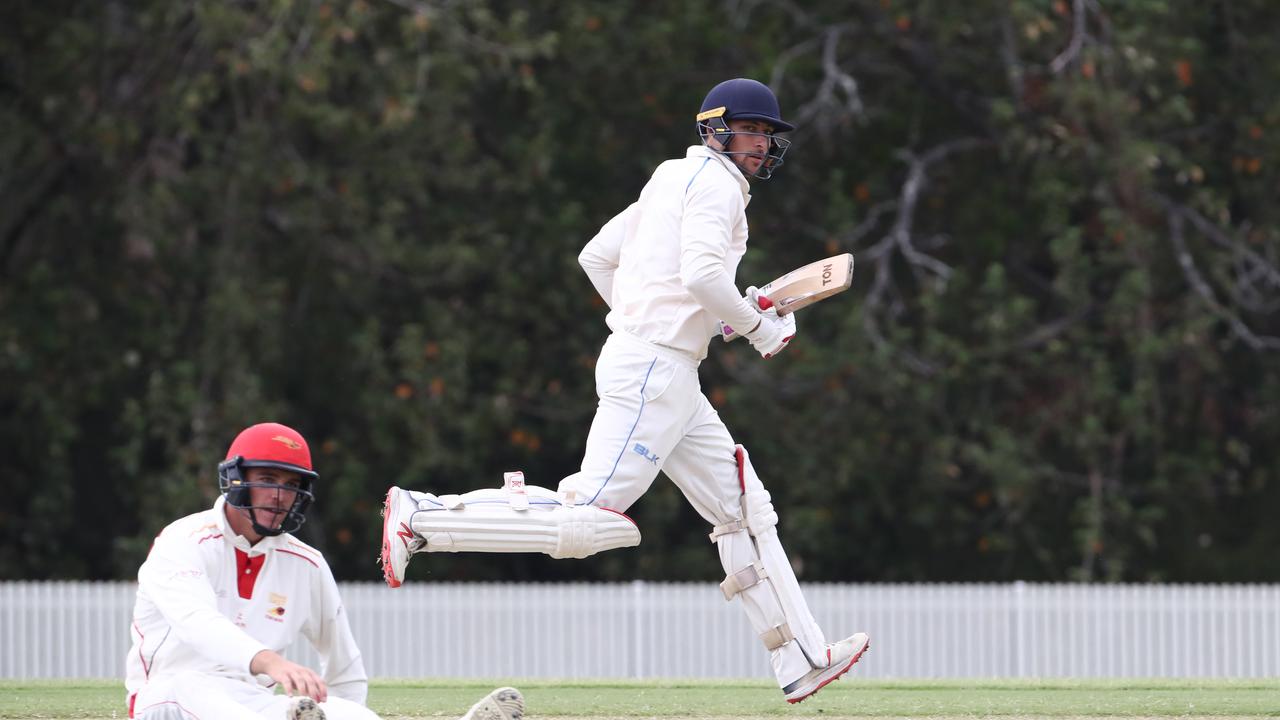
[720,252,855,341]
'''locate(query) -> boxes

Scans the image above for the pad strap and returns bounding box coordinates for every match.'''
[503,471,529,511]
[720,561,769,600]
[710,444,829,667]
[760,623,796,651]
[708,519,747,542]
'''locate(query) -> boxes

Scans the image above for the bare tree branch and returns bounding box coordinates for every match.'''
[1167,209,1280,351]
[1011,306,1091,352]
[1155,193,1280,330]
[888,138,990,284]
[855,138,993,375]
[788,25,866,132]
[1085,0,1113,44]
[838,200,897,250]
[767,34,824,91]
[1174,203,1280,295]
[1050,0,1089,75]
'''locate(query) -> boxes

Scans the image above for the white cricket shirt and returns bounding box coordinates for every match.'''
[125,497,369,704]
[579,145,763,361]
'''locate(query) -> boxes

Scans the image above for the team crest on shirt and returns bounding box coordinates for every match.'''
[266,592,288,622]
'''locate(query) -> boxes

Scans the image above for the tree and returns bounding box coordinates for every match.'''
[2,0,1276,582]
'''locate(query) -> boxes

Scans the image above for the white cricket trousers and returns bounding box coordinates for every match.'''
[558,332,740,519]
[558,331,815,684]
[130,672,379,720]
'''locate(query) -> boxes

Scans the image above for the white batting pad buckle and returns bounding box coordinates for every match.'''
[707,444,832,670]
[503,471,530,511]
[720,561,769,600]
[760,622,796,651]
[708,519,747,542]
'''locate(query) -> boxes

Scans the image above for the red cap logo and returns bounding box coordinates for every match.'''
[272,435,303,450]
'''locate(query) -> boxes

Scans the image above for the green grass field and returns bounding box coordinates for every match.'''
[2,678,1278,719]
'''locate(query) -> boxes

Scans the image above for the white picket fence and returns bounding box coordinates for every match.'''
[2,581,1279,679]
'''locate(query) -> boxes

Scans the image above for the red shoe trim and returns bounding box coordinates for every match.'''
[785,641,869,704]
[381,488,403,588]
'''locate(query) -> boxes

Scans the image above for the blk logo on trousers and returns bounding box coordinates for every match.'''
[633,443,660,465]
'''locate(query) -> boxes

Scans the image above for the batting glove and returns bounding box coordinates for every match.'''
[742,288,797,359]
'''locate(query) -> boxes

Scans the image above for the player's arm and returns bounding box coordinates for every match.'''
[678,180,764,333]
[249,649,327,703]
[578,202,636,308]
[680,180,796,358]
[301,562,369,705]
[141,538,327,700]
[138,538,269,672]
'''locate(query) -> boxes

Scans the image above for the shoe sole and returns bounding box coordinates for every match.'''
[380,487,403,588]
[288,696,326,720]
[785,637,870,704]
[465,686,524,720]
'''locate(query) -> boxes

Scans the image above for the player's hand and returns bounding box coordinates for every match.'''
[744,286,772,312]
[743,301,796,359]
[251,650,328,702]
[720,287,780,342]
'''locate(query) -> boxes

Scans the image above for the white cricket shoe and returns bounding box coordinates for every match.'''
[287,696,326,720]
[460,686,524,720]
[380,486,421,588]
[781,632,870,704]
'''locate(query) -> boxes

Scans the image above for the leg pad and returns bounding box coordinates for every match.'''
[411,486,640,559]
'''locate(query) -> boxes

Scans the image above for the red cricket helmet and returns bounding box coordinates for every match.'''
[217,422,319,536]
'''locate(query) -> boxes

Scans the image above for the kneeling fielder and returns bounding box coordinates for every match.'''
[126,422,523,720]
[381,78,869,704]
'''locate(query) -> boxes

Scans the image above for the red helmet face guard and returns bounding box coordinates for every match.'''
[218,422,318,537]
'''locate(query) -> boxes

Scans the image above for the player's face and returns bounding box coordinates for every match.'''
[725,119,776,176]
[244,467,303,531]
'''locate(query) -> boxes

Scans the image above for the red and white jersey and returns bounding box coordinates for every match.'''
[125,497,369,704]
[579,145,762,361]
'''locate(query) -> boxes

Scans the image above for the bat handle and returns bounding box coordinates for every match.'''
[756,294,774,311]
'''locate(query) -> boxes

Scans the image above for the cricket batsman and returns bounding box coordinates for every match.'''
[381,78,869,703]
[126,422,524,720]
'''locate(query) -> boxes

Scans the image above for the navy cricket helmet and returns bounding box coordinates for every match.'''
[695,78,794,179]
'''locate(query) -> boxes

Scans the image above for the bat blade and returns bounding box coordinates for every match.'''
[758,252,854,314]
[720,253,855,341]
